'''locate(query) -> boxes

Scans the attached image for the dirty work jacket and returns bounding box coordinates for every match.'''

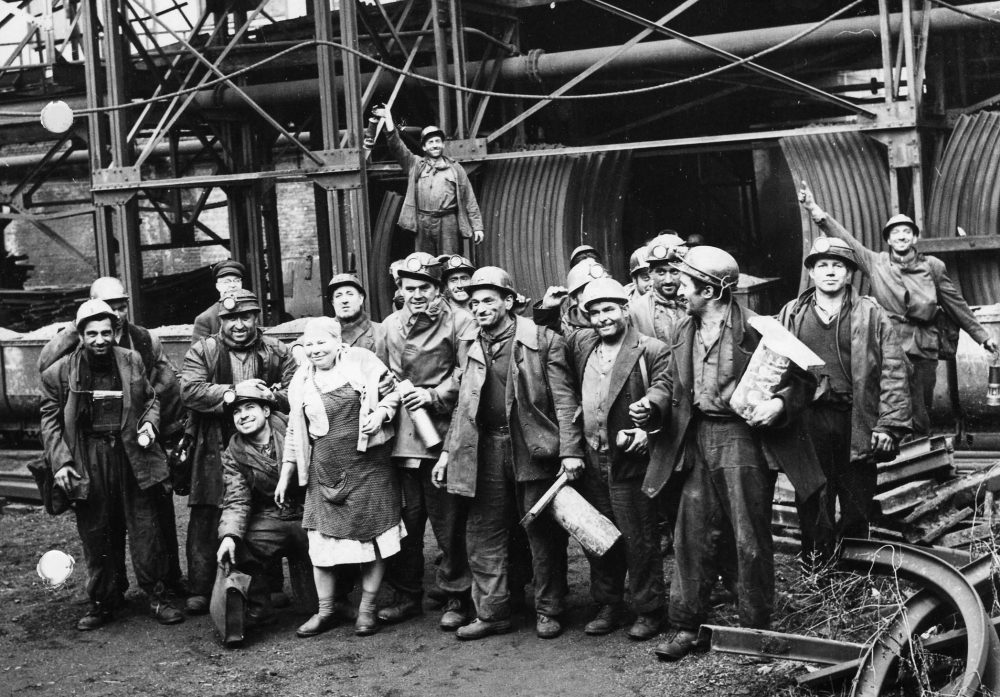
[383,302,474,460]
[444,315,585,497]
[641,303,824,501]
[218,413,296,540]
[628,292,685,345]
[38,321,185,438]
[563,325,671,482]
[192,302,223,343]
[340,313,389,365]
[387,129,484,240]
[777,288,912,462]
[40,346,168,500]
[818,215,990,359]
[180,331,296,506]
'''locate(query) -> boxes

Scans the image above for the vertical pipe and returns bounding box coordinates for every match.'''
[81,0,114,276]
[877,0,894,103]
[339,0,373,292]
[448,0,466,138]
[902,0,917,108]
[431,0,450,134]
[911,136,925,229]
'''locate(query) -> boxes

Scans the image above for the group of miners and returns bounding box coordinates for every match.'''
[37,110,999,664]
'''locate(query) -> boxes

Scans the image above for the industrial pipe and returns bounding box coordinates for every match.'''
[194,2,1000,110]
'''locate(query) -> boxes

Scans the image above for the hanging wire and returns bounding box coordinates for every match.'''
[0,0,862,119]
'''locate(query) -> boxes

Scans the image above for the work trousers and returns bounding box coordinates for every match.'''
[74,434,169,608]
[801,405,876,543]
[384,458,471,601]
[234,514,309,611]
[155,492,184,591]
[578,449,664,614]
[187,504,222,597]
[415,211,460,258]
[466,431,568,621]
[908,355,937,437]
[669,417,775,631]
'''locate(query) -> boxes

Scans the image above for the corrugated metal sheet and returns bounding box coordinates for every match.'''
[926,112,1000,305]
[476,150,632,302]
[369,191,405,319]
[780,132,891,293]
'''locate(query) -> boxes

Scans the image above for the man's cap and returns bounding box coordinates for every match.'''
[669,245,739,291]
[804,236,859,270]
[397,252,443,284]
[228,380,277,409]
[881,213,919,241]
[566,259,609,296]
[629,248,650,276]
[90,277,128,303]
[421,125,446,145]
[76,299,118,332]
[327,273,366,297]
[440,254,475,278]
[569,244,599,267]
[214,259,246,279]
[219,289,262,317]
[466,266,516,298]
[580,277,630,310]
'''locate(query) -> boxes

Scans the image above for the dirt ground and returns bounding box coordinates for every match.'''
[1,500,820,697]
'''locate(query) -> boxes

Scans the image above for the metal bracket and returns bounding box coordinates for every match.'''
[873,131,922,168]
[92,166,141,204]
[446,138,488,160]
[308,149,365,191]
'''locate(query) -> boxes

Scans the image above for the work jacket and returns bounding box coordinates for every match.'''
[180,331,296,506]
[383,301,474,460]
[818,215,990,359]
[340,313,389,365]
[387,129,484,239]
[641,303,824,501]
[218,413,300,540]
[38,321,185,438]
[628,292,685,344]
[39,346,168,500]
[777,288,912,462]
[192,302,222,343]
[564,324,671,482]
[445,315,585,496]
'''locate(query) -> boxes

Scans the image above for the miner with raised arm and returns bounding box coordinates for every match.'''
[799,184,998,435]
[373,105,484,256]
[39,300,184,630]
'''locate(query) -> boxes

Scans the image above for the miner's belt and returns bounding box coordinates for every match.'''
[417,208,458,218]
[693,408,739,421]
[482,425,510,435]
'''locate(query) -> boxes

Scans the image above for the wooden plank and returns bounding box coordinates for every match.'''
[938,523,994,548]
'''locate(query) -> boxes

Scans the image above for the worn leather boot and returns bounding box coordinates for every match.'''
[185,594,209,615]
[440,596,470,631]
[654,629,706,661]
[535,614,562,639]
[455,617,513,641]
[377,594,422,624]
[77,604,113,631]
[584,604,625,636]
[627,613,662,641]
[296,613,338,638]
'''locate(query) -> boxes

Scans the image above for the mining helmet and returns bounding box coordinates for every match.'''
[89,277,128,303]
[881,213,919,241]
[566,259,608,296]
[327,273,366,298]
[219,289,262,317]
[804,236,859,270]
[397,252,443,284]
[646,239,685,267]
[629,248,650,276]
[569,244,599,267]
[669,245,739,291]
[420,125,446,146]
[214,259,246,279]
[226,380,277,409]
[465,266,517,298]
[440,254,476,279]
[580,277,630,310]
[75,299,118,332]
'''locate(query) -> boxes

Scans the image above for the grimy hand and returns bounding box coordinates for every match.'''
[54,465,80,492]
[541,286,569,309]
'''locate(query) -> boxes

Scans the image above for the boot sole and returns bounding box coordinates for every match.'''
[456,623,513,640]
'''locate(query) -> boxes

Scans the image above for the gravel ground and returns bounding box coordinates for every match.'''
[2,502,818,697]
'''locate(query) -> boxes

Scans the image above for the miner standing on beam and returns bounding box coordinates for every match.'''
[432,266,585,640]
[798,184,998,436]
[641,246,824,661]
[777,237,911,559]
[373,105,485,256]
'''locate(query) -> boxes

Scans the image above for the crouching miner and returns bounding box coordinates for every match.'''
[39,300,184,630]
[432,267,586,640]
[216,381,306,635]
[641,247,824,661]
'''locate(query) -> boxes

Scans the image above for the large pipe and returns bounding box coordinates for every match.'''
[195,2,1000,110]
